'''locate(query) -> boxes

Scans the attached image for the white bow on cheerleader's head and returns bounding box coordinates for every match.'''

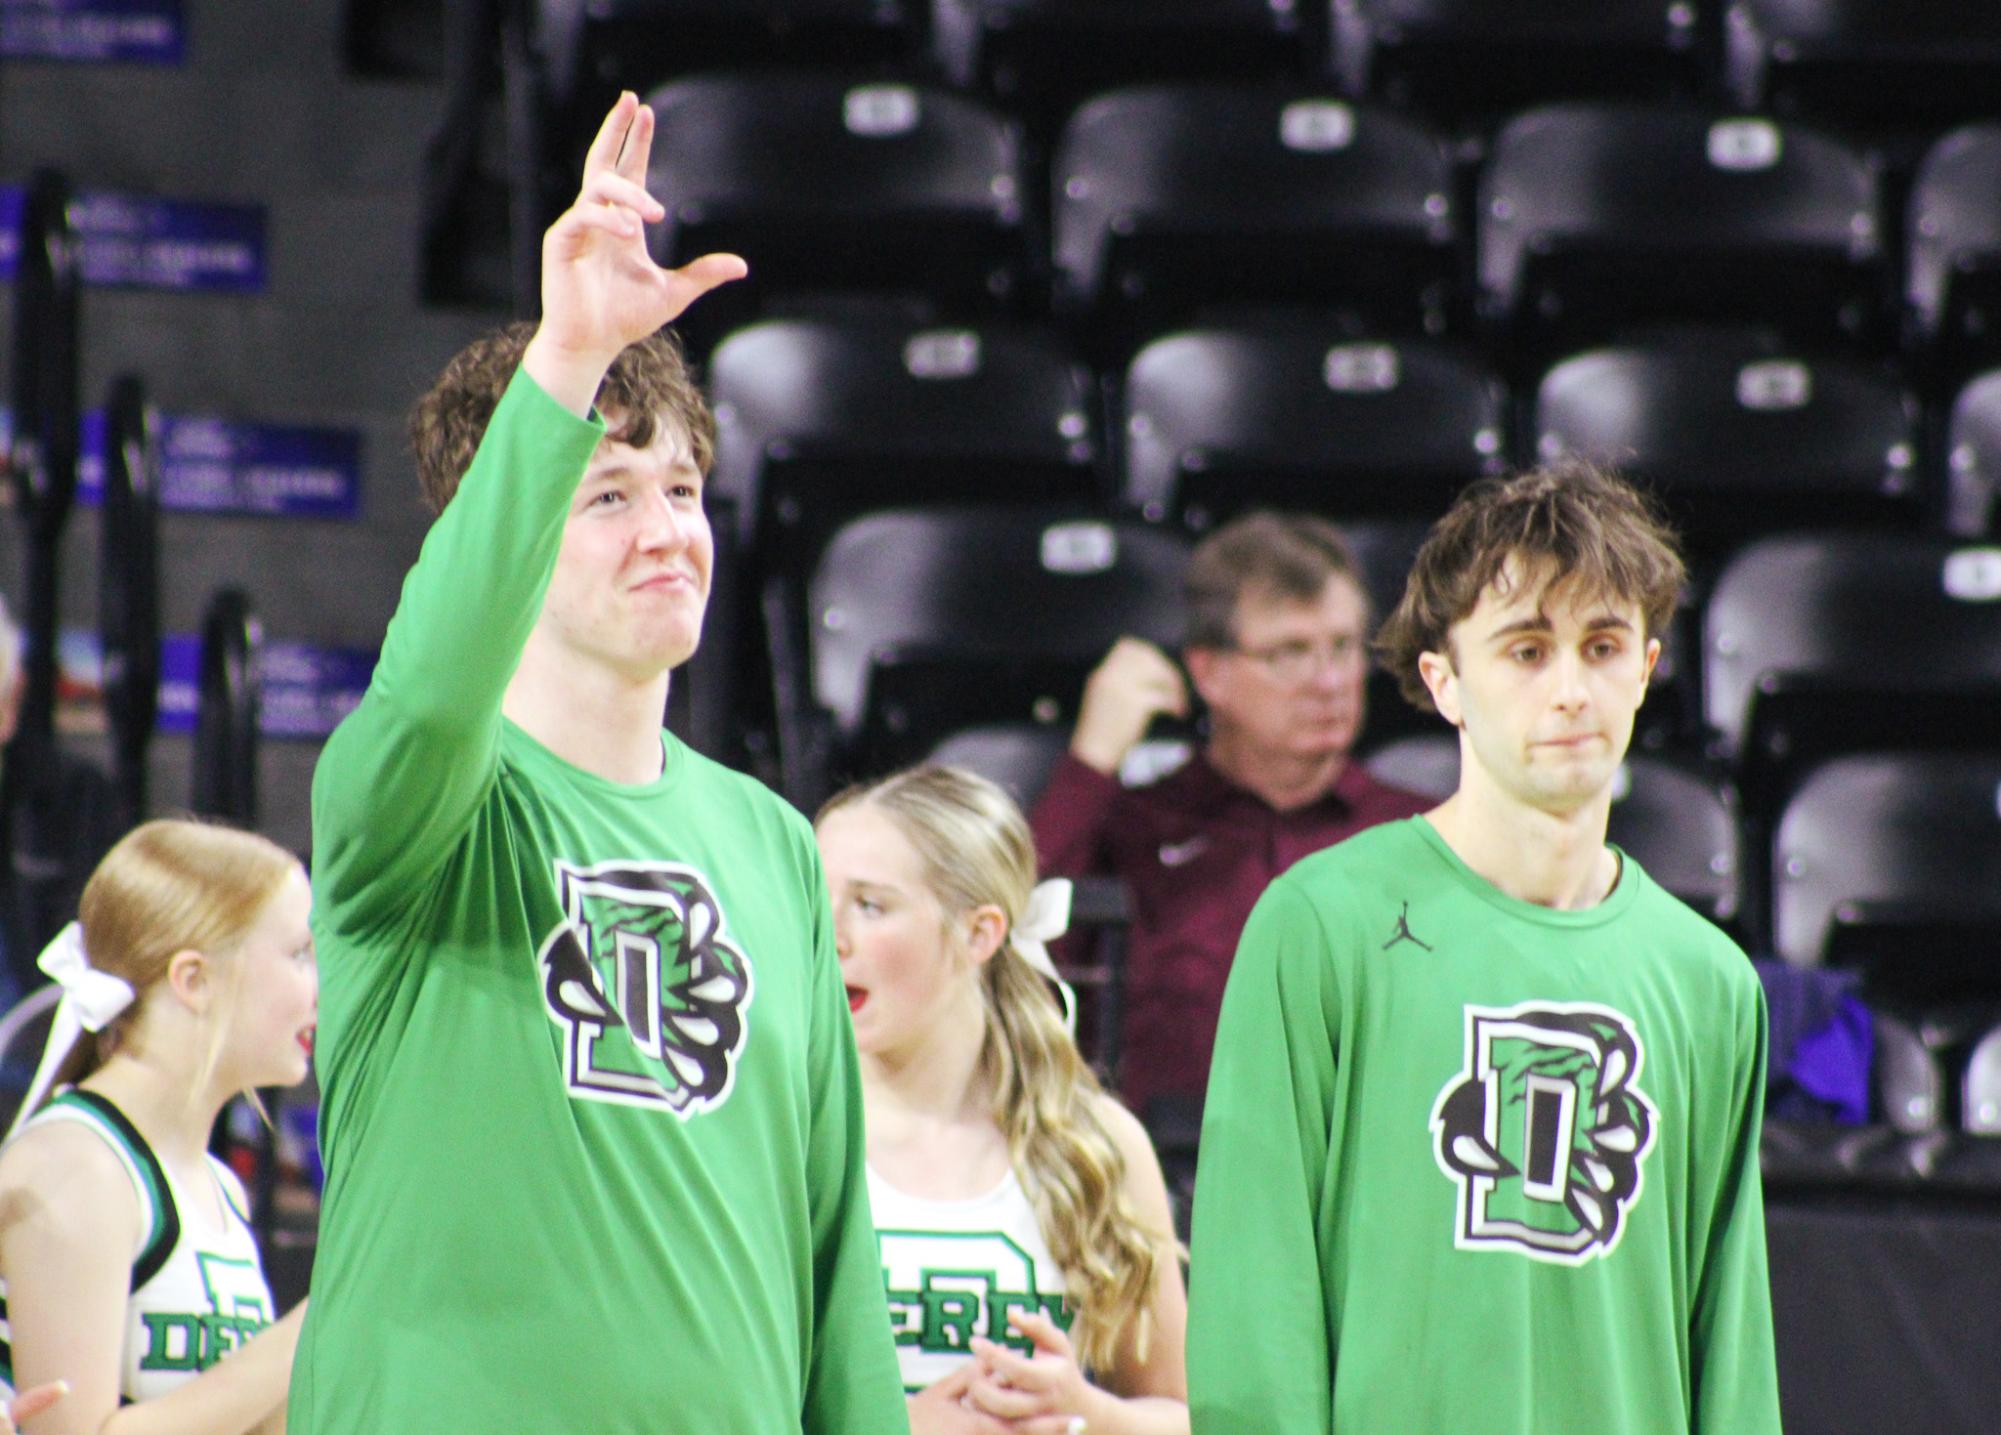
[1008,877,1078,1034]
[5,923,135,1141]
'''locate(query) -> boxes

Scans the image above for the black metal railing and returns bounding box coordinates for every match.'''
[192,588,262,825]
[100,374,162,830]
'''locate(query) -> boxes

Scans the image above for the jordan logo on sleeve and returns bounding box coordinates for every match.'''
[537,859,755,1117]
[1430,1001,1656,1265]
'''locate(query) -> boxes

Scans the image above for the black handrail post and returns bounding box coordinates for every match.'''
[192,589,262,827]
[2,169,83,976]
[101,375,162,830]
[6,169,82,773]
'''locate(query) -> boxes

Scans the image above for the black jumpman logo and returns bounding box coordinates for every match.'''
[1382,901,1432,953]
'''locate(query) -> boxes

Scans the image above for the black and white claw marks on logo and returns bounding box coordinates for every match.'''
[538,860,754,1117]
[1430,1001,1657,1265]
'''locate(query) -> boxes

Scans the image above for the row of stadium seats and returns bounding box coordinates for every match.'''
[1874,1007,2001,1137]
[543,0,2001,138]
[618,74,2001,375]
[736,503,1999,930]
[706,315,2001,566]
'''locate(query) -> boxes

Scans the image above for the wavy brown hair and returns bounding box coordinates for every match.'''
[821,765,1172,1372]
[1374,460,1685,712]
[407,319,716,518]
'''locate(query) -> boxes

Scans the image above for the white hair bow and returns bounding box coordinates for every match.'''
[1009,878,1078,1033]
[6,923,135,1142]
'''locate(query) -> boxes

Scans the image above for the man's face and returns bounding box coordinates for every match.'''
[536,412,713,682]
[1419,559,1660,818]
[1189,575,1371,762]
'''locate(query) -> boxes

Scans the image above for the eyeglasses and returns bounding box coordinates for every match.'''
[1229,635,1362,685]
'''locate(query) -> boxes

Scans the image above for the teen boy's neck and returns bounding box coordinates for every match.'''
[1427,779,1621,911]
[503,659,671,785]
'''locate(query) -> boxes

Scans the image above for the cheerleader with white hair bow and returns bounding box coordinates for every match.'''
[817,765,1189,1435]
[0,819,314,1434]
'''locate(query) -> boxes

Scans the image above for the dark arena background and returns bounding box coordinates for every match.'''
[3,1,2000,1430]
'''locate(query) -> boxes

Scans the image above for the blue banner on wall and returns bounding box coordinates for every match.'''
[157,634,376,739]
[259,640,378,739]
[57,630,375,740]
[0,185,264,292]
[0,187,20,278]
[0,0,185,64]
[77,410,363,519]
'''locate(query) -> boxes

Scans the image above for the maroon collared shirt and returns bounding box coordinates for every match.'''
[1030,749,1429,1120]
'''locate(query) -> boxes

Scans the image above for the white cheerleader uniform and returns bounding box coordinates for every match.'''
[868,1163,1074,1393]
[0,1090,274,1403]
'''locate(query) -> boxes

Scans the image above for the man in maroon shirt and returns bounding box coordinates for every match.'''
[1031,512,1427,1122]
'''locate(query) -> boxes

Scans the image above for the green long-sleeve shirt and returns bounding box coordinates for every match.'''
[290,370,906,1434]
[1188,817,1780,1435]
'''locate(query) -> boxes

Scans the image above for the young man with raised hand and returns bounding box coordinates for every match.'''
[1185,463,1781,1434]
[291,94,908,1433]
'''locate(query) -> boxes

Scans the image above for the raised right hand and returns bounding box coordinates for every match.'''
[1070,637,1189,776]
[525,91,746,412]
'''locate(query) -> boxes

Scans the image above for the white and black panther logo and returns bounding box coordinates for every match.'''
[1430,1001,1657,1265]
[537,860,754,1117]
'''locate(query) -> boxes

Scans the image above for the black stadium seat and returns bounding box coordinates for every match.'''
[708,314,1101,564]
[1770,752,2001,999]
[1334,0,1703,122]
[1873,1012,1945,1134]
[1052,85,1460,356]
[1339,515,1451,753]
[1965,1023,2001,1135]
[933,0,1313,144]
[1705,535,2001,946]
[1605,754,1742,930]
[1725,0,2001,132]
[926,721,1072,807]
[1533,332,1922,566]
[790,506,1188,798]
[1703,534,2001,780]
[1478,104,1886,360]
[1119,327,1507,530]
[644,71,1028,351]
[1907,126,2001,378]
[539,0,920,112]
[1946,370,2001,539]
[1360,732,1458,800]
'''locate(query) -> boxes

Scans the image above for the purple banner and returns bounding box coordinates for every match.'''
[0,185,264,292]
[0,186,20,278]
[159,634,375,738]
[0,0,185,64]
[65,631,375,740]
[78,410,362,519]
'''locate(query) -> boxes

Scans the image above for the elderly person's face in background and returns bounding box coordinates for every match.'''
[1187,574,1371,765]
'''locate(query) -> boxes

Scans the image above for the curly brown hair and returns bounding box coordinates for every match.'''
[1374,461,1685,713]
[408,321,717,518]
